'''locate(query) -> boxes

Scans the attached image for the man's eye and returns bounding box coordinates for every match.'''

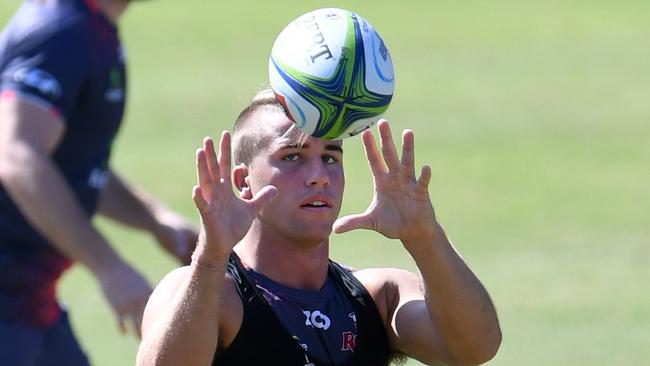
[322,155,338,164]
[284,154,300,161]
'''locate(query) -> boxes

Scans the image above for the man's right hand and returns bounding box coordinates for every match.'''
[97,261,152,338]
[191,132,277,266]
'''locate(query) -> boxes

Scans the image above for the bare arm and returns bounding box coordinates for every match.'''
[402,225,500,365]
[360,227,500,365]
[0,97,151,336]
[138,133,277,365]
[97,171,198,264]
[336,120,501,365]
[137,265,228,366]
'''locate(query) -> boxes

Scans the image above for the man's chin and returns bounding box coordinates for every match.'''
[294,223,335,244]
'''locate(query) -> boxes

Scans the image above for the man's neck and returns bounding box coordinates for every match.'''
[235,231,331,291]
[95,0,128,24]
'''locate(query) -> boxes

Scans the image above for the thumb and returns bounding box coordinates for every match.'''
[333,213,374,234]
[192,185,208,214]
[248,185,279,213]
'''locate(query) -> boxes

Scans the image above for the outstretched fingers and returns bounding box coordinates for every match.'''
[377,120,400,172]
[195,133,233,204]
[401,129,416,180]
[418,165,432,190]
[361,129,387,178]
[217,131,232,186]
[204,137,220,184]
[196,148,213,203]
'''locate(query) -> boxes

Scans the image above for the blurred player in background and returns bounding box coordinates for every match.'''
[0,0,198,364]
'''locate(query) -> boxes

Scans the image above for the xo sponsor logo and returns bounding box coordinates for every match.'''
[302,310,331,330]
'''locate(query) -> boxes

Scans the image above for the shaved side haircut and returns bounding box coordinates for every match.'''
[232,89,308,166]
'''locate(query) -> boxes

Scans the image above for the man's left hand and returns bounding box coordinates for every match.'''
[333,120,438,245]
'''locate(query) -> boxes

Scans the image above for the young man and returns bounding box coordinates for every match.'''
[0,0,197,365]
[138,90,502,365]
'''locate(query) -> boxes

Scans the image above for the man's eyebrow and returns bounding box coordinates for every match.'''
[280,143,343,153]
[280,143,306,150]
[325,144,343,153]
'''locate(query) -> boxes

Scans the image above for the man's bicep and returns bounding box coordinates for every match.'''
[141,266,191,337]
[0,96,65,154]
[357,268,453,365]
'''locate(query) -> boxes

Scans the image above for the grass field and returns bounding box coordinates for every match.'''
[2,1,649,365]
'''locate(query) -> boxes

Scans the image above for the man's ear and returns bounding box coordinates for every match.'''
[233,163,252,199]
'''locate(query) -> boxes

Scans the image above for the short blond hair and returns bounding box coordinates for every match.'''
[232,89,284,165]
[232,89,308,165]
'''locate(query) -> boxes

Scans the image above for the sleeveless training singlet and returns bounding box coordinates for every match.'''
[247,263,358,364]
[215,253,391,366]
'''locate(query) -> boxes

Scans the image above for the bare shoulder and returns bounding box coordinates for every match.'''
[145,266,193,308]
[352,267,424,325]
[353,267,422,298]
[142,266,244,348]
[141,266,192,337]
[144,266,241,306]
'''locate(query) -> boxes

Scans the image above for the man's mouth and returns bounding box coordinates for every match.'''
[302,200,329,208]
[300,197,332,208]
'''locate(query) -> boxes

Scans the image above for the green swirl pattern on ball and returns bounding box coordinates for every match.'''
[272,12,392,139]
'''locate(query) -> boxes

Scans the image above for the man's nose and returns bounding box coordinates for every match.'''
[305,158,329,187]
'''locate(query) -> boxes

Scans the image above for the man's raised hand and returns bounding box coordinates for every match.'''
[333,120,437,245]
[192,132,277,262]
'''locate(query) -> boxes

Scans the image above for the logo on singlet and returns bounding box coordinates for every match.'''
[341,331,356,352]
[348,312,357,324]
[292,335,309,351]
[12,67,62,99]
[88,168,109,189]
[118,46,127,63]
[302,310,331,330]
[105,67,124,103]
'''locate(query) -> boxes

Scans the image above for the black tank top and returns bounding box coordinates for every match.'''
[214,253,391,366]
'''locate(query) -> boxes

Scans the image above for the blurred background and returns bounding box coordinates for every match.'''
[1,0,649,365]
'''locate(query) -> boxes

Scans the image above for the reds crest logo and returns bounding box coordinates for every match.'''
[341,331,356,352]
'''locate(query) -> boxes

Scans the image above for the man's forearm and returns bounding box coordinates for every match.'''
[0,143,122,273]
[97,171,162,232]
[404,223,501,363]
[97,170,198,265]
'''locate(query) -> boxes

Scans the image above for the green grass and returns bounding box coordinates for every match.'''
[2,1,649,365]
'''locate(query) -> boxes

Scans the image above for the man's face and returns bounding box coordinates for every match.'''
[244,110,345,243]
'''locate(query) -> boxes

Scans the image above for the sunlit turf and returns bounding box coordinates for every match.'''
[2,1,649,364]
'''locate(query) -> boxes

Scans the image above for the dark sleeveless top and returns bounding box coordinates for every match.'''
[214,253,391,366]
